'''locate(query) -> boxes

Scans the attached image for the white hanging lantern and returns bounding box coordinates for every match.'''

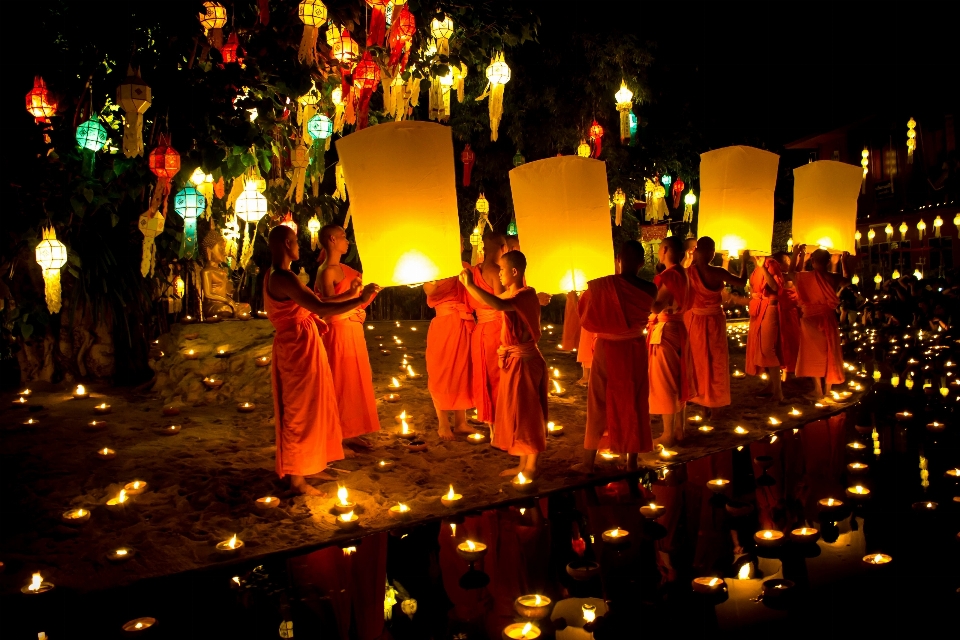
[35,225,68,314]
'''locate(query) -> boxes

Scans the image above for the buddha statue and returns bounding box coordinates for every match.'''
[200,227,251,319]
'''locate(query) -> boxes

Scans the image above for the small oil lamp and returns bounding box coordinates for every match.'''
[502,622,540,639]
[890,374,900,387]
[768,417,781,426]
[547,421,564,435]
[19,388,32,397]
[182,314,197,323]
[366,325,374,330]
[203,377,224,390]
[237,311,251,320]
[911,501,937,511]
[512,472,535,491]
[456,539,488,563]
[73,384,89,399]
[658,446,677,459]
[818,497,844,514]
[639,503,665,519]
[599,450,620,460]
[467,432,488,444]
[847,462,868,473]
[753,529,785,547]
[21,572,54,594]
[734,426,749,435]
[106,489,128,507]
[788,407,802,417]
[23,418,39,427]
[732,369,746,379]
[602,527,630,544]
[62,508,90,525]
[549,379,565,397]
[397,419,417,440]
[184,349,199,360]
[389,502,412,520]
[336,510,360,530]
[87,420,107,430]
[255,356,271,367]
[394,409,413,424]
[122,617,157,633]
[862,553,892,566]
[698,425,714,432]
[124,480,148,496]
[375,460,394,471]
[846,485,871,499]
[93,402,112,415]
[847,441,867,452]
[691,577,725,594]
[256,496,279,510]
[514,594,552,620]
[789,527,820,543]
[160,424,181,435]
[405,365,421,380]
[688,414,703,423]
[334,486,355,515]
[581,603,597,623]
[216,534,244,552]
[389,377,403,390]
[384,393,400,402]
[238,402,256,413]
[926,421,945,433]
[441,485,463,507]
[106,547,135,563]
[97,447,116,460]
[707,478,730,493]
[760,372,769,381]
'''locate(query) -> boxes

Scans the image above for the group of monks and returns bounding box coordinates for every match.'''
[262,220,852,494]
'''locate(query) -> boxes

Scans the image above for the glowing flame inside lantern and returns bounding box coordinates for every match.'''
[558,268,588,293]
[338,485,349,506]
[720,234,746,259]
[76,385,86,395]
[581,604,596,623]
[392,250,440,286]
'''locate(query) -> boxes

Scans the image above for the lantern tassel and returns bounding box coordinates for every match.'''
[488,83,504,141]
[239,225,255,269]
[286,143,309,204]
[367,5,387,47]
[122,112,144,158]
[298,25,318,66]
[615,202,624,226]
[258,0,270,24]
[43,271,62,314]
[334,163,347,201]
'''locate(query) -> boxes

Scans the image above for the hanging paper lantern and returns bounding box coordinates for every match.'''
[221,32,241,65]
[873,273,882,289]
[430,15,454,56]
[461,144,475,187]
[365,0,390,47]
[916,219,926,240]
[477,52,510,141]
[954,213,960,233]
[139,208,165,277]
[628,112,638,146]
[117,66,151,159]
[899,221,908,241]
[387,5,416,70]
[307,113,333,140]
[612,188,626,226]
[190,167,215,219]
[199,2,227,49]
[307,214,322,250]
[792,160,862,254]
[25,76,57,124]
[588,120,604,158]
[644,179,669,223]
[76,118,107,152]
[851,274,859,285]
[334,162,347,200]
[298,0,327,65]
[476,193,490,216]
[577,140,591,158]
[671,177,684,209]
[507,218,518,236]
[35,225,68,314]
[614,81,633,144]
[325,21,341,47]
[236,181,268,268]
[174,275,186,298]
[933,215,942,237]
[353,52,380,129]
[683,190,696,223]
[661,174,672,187]
[280,212,298,233]
[222,214,240,263]
[148,135,180,216]
[332,29,360,67]
[906,117,916,164]
[175,186,205,258]
[861,147,869,179]
[513,151,525,167]
[286,143,309,203]
[867,228,875,245]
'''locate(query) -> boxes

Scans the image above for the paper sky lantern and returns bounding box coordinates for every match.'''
[36,225,68,313]
[614,81,633,144]
[431,15,454,56]
[509,156,615,293]
[792,160,862,254]
[297,0,327,65]
[199,2,227,49]
[698,145,780,257]
[335,121,462,287]
[478,52,510,141]
[26,76,56,124]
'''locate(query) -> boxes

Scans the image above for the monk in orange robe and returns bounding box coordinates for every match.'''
[576,328,596,386]
[313,225,381,450]
[460,251,548,477]
[573,241,657,473]
[264,225,379,494]
[684,237,747,415]
[465,232,506,427]
[425,274,477,440]
[788,246,851,402]
[649,236,697,447]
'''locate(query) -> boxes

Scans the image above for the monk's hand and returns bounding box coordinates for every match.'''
[348,278,363,296]
[537,292,552,306]
[458,269,474,288]
[360,283,380,304]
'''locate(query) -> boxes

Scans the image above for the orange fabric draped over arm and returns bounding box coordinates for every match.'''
[794,271,845,385]
[466,265,502,423]
[426,277,476,410]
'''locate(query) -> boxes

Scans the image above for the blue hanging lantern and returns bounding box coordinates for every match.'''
[174,186,205,258]
[507,218,518,236]
[307,113,333,140]
[661,174,672,187]
[76,118,108,175]
[628,112,638,147]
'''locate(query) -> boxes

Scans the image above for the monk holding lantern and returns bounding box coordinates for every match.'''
[465,231,507,429]
[744,250,800,401]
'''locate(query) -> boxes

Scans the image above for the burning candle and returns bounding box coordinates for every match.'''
[61,508,90,525]
[389,377,402,389]
[846,485,871,498]
[203,377,223,389]
[124,480,148,496]
[847,441,867,451]
[788,407,802,416]
[22,418,39,427]
[753,529,785,547]
[389,502,411,520]
[238,402,256,413]
[602,527,630,544]
[257,311,268,318]
[467,432,488,444]
[21,572,54,594]
[106,547,135,563]
[456,539,488,563]
[818,497,844,512]
[688,414,703,423]
[734,426,748,435]
[405,365,420,379]
[707,478,730,493]
[732,369,745,378]
[512,472,534,491]
[599,450,620,460]
[87,420,107,430]
[93,403,111,415]
[255,356,271,367]
[337,510,360,530]
[549,379,565,396]
[847,462,868,473]
[547,421,564,435]
[384,393,400,402]
[581,603,597,622]
[691,577,725,594]
[502,622,540,639]
[397,419,417,439]
[658,446,677,459]
[334,486,355,514]
[162,405,180,416]
[862,553,892,566]
[912,501,938,511]
[890,374,900,387]
[19,388,32,396]
[376,460,394,471]
[760,373,769,381]
[639,503,665,519]
[768,417,781,426]
[182,314,196,323]
[394,409,413,424]
[11,396,28,407]
[97,447,116,460]
[122,617,157,633]
[160,424,181,435]
[945,468,960,478]
[256,496,279,509]
[926,421,945,433]
[698,425,714,432]
[184,349,199,360]
[73,384,89,398]
[107,489,128,506]
[216,534,244,552]
[441,485,462,507]
[514,594,552,620]
[789,527,820,543]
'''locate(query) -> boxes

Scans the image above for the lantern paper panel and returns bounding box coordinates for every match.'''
[335,121,462,287]
[117,66,152,158]
[509,156,615,293]
[26,76,57,123]
[792,160,863,255]
[697,145,780,257]
[35,226,68,314]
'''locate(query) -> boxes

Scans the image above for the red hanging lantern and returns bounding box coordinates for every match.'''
[461,144,475,187]
[258,0,270,25]
[364,0,389,47]
[387,5,416,70]
[26,76,57,124]
[671,177,684,209]
[353,52,380,129]
[148,135,181,215]
[221,32,241,65]
[588,120,604,158]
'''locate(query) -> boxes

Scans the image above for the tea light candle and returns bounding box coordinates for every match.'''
[257,310,268,318]
[895,411,912,422]
[511,472,535,491]
[184,349,199,360]
[122,617,157,633]
[375,460,394,471]
[334,486,355,514]
[818,497,844,513]
[237,312,251,320]
[238,402,256,413]
[456,540,488,563]
[106,489,129,507]
[162,405,180,416]
[846,485,871,498]
[380,349,391,355]
[502,622,540,639]
[926,421,945,433]
[124,480,148,496]
[946,468,960,478]
[203,377,224,389]
[547,421,564,435]
[707,478,730,493]
[21,572,54,594]
[23,418,39,427]
[255,356,271,367]
[732,369,746,378]
[384,393,400,402]
[788,407,802,416]
[396,420,417,439]
[87,420,107,430]
[698,425,714,432]
[659,446,678,459]
[394,409,414,424]
[388,377,403,389]
[11,396,29,407]
[404,366,421,379]
[106,547,135,563]
[93,403,111,415]
[514,594,552,620]
[688,414,703,423]
[62,508,90,525]
[548,380,565,396]
[734,426,749,435]
[602,527,630,544]
[441,485,462,507]
[73,384,89,399]
[911,501,937,511]
[97,447,116,460]
[216,534,244,552]
[406,439,428,452]
[789,527,820,543]
[847,441,868,452]
[215,348,229,358]
[467,432,488,444]
[19,388,32,397]
[768,417,781,426]
[862,553,892,566]
[256,496,279,509]
[847,462,868,473]
[753,529,785,547]
[639,503,665,519]
[389,503,412,520]
[691,577,725,594]
[336,511,360,530]
[160,424,181,436]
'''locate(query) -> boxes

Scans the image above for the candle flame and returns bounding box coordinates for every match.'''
[708,577,719,586]
[118,489,127,503]
[397,502,409,512]
[873,554,883,563]
[466,539,476,551]
[133,481,142,489]
[76,385,86,395]
[446,485,455,500]
[768,417,780,425]
[340,510,354,522]
[232,576,240,585]
[115,548,127,556]
[407,365,416,376]
[450,523,456,537]
[581,605,596,623]
[337,485,349,505]
[854,485,866,494]
[735,426,747,434]
[827,498,835,506]
[98,403,107,409]
[227,534,238,549]
[264,497,273,503]
[391,377,401,387]
[738,563,752,579]
[517,472,528,484]
[551,379,562,393]
[28,573,43,591]
[399,410,407,419]
[534,595,541,605]
[101,448,109,454]
[188,350,195,355]
[135,622,143,630]
[926,502,932,508]
[401,419,410,434]
[521,622,533,637]
[343,546,356,555]
[763,531,773,539]
[552,369,560,378]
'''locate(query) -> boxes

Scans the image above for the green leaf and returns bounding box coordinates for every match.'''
[21,323,33,340]
[111,214,120,227]
[82,188,94,203]
[70,197,86,216]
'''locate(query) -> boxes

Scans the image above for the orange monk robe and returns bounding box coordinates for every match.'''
[683,266,730,408]
[492,287,548,455]
[647,265,696,414]
[426,277,476,410]
[577,328,596,369]
[579,276,653,453]
[560,291,581,350]
[314,264,380,439]
[794,270,845,385]
[264,271,343,478]
[466,264,502,423]
[745,258,800,375]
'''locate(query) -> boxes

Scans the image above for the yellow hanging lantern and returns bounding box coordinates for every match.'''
[475,193,490,215]
[906,117,916,164]
[874,273,882,289]
[884,223,893,241]
[577,140,591,158]
[612,188,626,226]
[430,15,454,56]
[954,213,960,233]
[334,162,347,200]
[139,207,166,277]
[235,181,269,268]
[325,21,341,47]
[851,274,859,285]
[892,269,901,279]
[332,30,360,66]
[854,229,861,249]
[286,143,309,204]
[190,168,215,219]
[683,189,696,223]
[644,179,669,223]
[787,237,793,252]
[117,66,151,159]
[476,52,510,141]
[298,0,328,66]
[861,148,869,178]
[222,214,240,261]
[199,2,227,49]
[698,145,779,258]
[898,221,908,242]
[331,85,346,133]
[916,219,926,240]
[792,160,862,254]
[867,228,875,245]
[174,276,185,298]
[307,215,321,250]
[933,215,942,237]
[35,225,68,314]
[614,81,633,144]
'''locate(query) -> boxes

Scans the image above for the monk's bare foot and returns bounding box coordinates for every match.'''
[307,470,337,481]
[290,476,324,496]
[342,448,357,459]
[500,466,524,477]
[438,427,456,441]
[345,436,374,450]
[571,462,596,475]
[454,424,477,435]
[577,377,589,387]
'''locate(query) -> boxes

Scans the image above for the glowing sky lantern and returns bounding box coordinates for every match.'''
[509,156,615,293]
[698,145,779,257]
[792,160,863,254]
[335,121,462,287]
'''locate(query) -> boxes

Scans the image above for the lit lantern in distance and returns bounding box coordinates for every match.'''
[26,76,57,123]
[36,226,68,314]
[335,121,463,286]
[509,156,615,293]
[307,113,333,140]
[792,160,863,254]
[698,146,779,257]
[76,118,108,152]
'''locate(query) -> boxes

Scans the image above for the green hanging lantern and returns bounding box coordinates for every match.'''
[174,186,205,259]
[307,113,333,140]
[512,151,525,167]
[661,174,672,187]
[507,218,518,236]
[628,112,638,147]
[76,118,108,175]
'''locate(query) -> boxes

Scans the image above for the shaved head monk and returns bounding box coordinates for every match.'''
[744,250,800,401]
[314,224,381,452]
[574,240,658,473]
[265,225,379,494]
[424,265,477,440]
[649,235,697,448]
[787,245,853,402]
[465,231,507,428]
[685,236,747,416]
[460,251,548,478]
